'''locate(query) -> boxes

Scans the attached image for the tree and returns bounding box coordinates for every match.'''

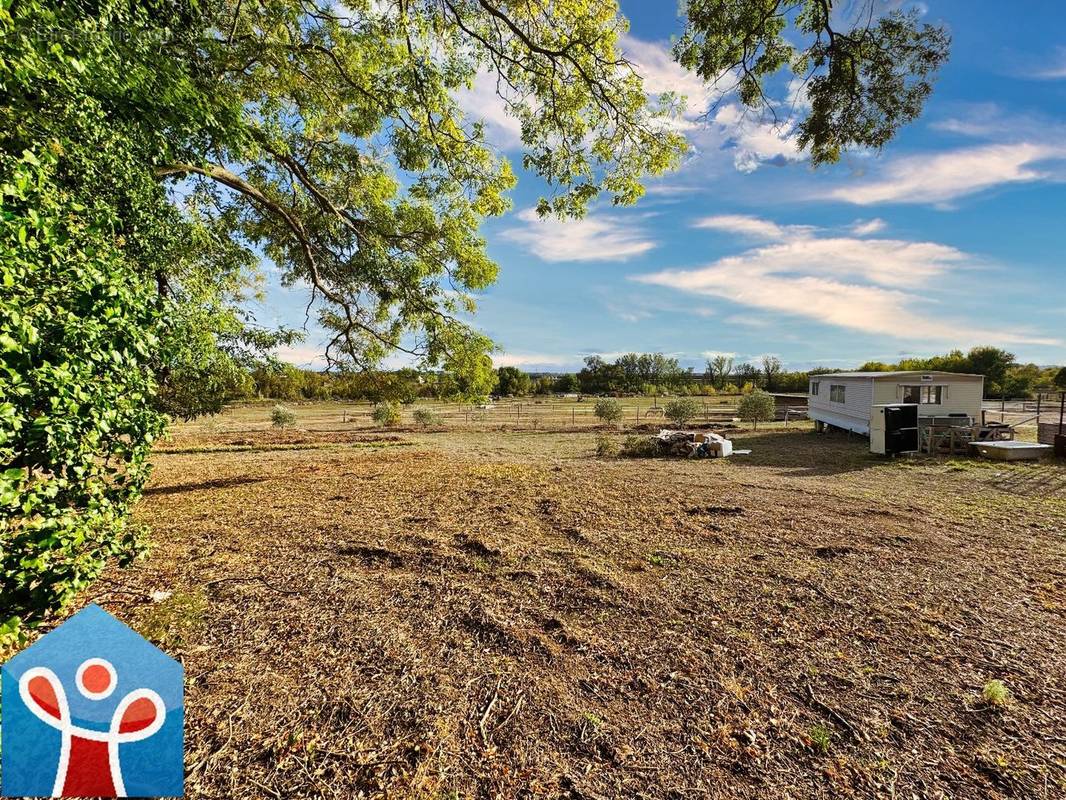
[676,2,949,165]
[965,347,1015,396]
[761,355,783,392]
[413,408,441,427]
[594,398,624,426]
[665,397,702,427]
[1,152,168,647]
[856,347,1019,398]
[271,405,297,428]
[554,374,579,393]
[734,362,762,387]
[496,366,532,397]
[372,401,402,427]
[1002,364,1041,400]
[738,390,776,430]
[152,0,688,377]
[1056,367,1066,391]
[0,1,229,644]
[579,356,621,395]
[706,354,734,390]
[532,376,556,395]
[857,361,893,372]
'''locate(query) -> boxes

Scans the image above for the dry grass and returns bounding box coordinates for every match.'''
[63,424,1066,798]
[178,397,749,436]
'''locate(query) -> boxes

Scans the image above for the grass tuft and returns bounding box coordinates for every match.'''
[981,679,1012,708]
[135,589,207,650]
[808,724,832,753]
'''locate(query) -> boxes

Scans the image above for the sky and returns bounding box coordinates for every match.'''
[262,0,1066,373]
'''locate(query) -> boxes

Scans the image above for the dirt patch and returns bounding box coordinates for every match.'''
[48,427,1066,799]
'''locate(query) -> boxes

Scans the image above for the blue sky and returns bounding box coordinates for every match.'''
[263,0,1066,372]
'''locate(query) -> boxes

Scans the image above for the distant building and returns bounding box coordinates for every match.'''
[808,371,985,435]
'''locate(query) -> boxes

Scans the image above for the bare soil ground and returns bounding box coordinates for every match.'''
[77,423,1064,799]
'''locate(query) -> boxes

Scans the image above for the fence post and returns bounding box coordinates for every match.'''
[572,407,575,426]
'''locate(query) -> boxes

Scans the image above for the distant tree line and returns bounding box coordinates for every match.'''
[222,346,1065,405]
[852,347,1064,399]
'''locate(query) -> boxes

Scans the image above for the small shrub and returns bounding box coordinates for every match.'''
[582,711,604,729]
[738,389,776,430]
[271,404,296,428]
[594,398,624,426]
[413,408,441,427]
[808,724,832,753]
[664,396,702,427]
[595,435,620,457]
[620,435,658,458]
[981,679,1011,707]
[372,401,401,427]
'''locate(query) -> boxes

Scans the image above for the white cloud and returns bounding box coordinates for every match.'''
[633,217,1059,346]
[621,35,715,117]
[693,214,814,240]
[850,218,887,236]
[1022,46,1066,79]
[274,345,327,368]
[454,70,525,150]
[618,37,806,180]
[709,103,805,174]
[501,208,656,262]
[827,143,1066,206]
[493,352,574,369]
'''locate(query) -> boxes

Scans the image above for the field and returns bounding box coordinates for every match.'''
[80,405,1065,799]
[210,395,756,432]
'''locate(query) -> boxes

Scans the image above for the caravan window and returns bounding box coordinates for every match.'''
[829,384,845,403]
[901,385,942,404]
[810,381,819,396]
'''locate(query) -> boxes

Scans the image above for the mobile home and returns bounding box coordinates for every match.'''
[808,371,985,435]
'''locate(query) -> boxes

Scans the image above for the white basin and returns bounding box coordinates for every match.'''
[971,441,1054,461]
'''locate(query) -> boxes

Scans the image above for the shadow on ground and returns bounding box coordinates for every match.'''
[725,428,883,476]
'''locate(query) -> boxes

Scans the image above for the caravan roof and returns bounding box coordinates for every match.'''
[822,371,984,380]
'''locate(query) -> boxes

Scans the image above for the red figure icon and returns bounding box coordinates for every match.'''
[18,658,166,797]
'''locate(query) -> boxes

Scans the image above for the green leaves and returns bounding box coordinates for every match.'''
[0,0,188,645]
[676,0,949,164]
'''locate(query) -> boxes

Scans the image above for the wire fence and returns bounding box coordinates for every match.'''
[203,395,763,433]
[982,394,1066,428]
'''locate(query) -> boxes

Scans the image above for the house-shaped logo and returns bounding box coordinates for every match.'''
[1,604,184,797]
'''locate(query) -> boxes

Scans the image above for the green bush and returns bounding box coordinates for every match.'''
[664,397,702,427]
[271,404,296,428]
[413,407,441,427]
[738,389,776,429]
[594,398,624,426]
[372,401,402,427]
[620,435,658,458]
[1,154,165,648]
[981,679,1011,708]
[595,434,620,457]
